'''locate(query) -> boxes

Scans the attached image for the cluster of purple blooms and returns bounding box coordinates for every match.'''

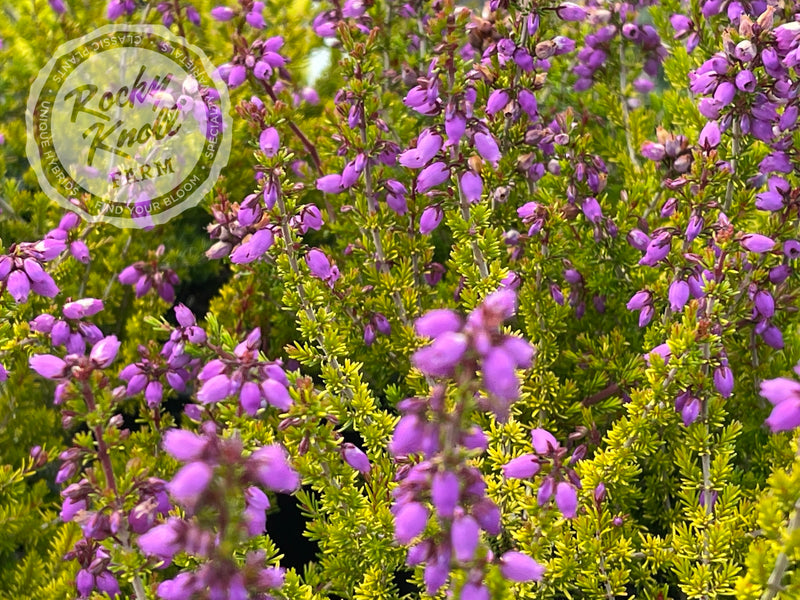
[136,422,297,599]
[118,304,204,408]
[193,326,293,416]
[389,290,543,597]
[0,212,91,304]
[216,34,289,90]
[29,298,105,357]
[571,5,665,93]
[206,122,324,264]
[65,538,123,599]
[502,428,582,519]
[29,335,121,408]
[118,245,180,304]
[312,0,368,38]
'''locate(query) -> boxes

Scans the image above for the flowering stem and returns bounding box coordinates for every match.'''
[82,382,118,498]
[596,537,616,600]
[132,574,147,600]
[699,296,715,600]
[723,119,740,213]
[172,0,186,40]
[360,123,410,325]
[618,41,640,169]
[458,194,489,280]
[275,193,324,330]
[256,79,322,173]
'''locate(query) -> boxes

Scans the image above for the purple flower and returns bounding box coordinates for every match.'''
[431,470,459,518]
[316,174,345,194]
[399,131,442,168]
[419,205,444,235]
[259,127,280,157]
[342,443,371,474]
[156,573,198,599]
[411,332,468,377]
[145,381,163,407]
[29,355,67,379]
[714,365,734,398]
[474,132,501,165]
[669,280,690,312]
[460,171,482,204]
[240,381,262,415]
[60,497,86,522]
[70,240,90,263]
[741,234,775,253]
[499,551,545,582]
[556,2,586,21]
[460,583,489,600]
[754,290,775,318]
[451,514,480,562]
[89,336,120,368]
[261,379,292,411]
[761,377,800,406]
[681,397,701,426]
[227,65,247,88]
[766,397,800,432]
[389,414,426,455]
[627,228,650,251]
[76,569,94,597]
[63,298,104,320]
[246,7,265,29]
[581,197,602,223]
[248,444,300,493]
[482,347,519,401]
[761,324,784,349]
[445,110,466,145]
[503,454,540,479]
[486,89,510,116]
[472,499,501,535]
[244,486,270,535]
[686,214,704,242]
[415,310,462,338]
[698,121,721,148]
[92,572,119,599]
[424,549,450,594]
[305,249,332,279]
[7,270,31,303]
[639,232,672,266]
[416,162,450,193]
[137,518,182,560]
[641,142,666,161]
[163,429,207,462]
[167,461,213,504]
[230,229,274,264]
[394,502,428,543]
[210,5,234,20]
[518,89,538,118]
[197,373,231,403]
[531,428,558,454]
[555,482,578,518]
[626,290,651,311]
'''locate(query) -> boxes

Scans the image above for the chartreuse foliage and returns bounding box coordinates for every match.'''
[1,0,800,598]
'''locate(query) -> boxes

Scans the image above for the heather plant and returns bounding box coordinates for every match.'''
[3,0,800,599]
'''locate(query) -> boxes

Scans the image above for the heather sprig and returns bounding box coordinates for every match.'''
[390,290,542,597]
